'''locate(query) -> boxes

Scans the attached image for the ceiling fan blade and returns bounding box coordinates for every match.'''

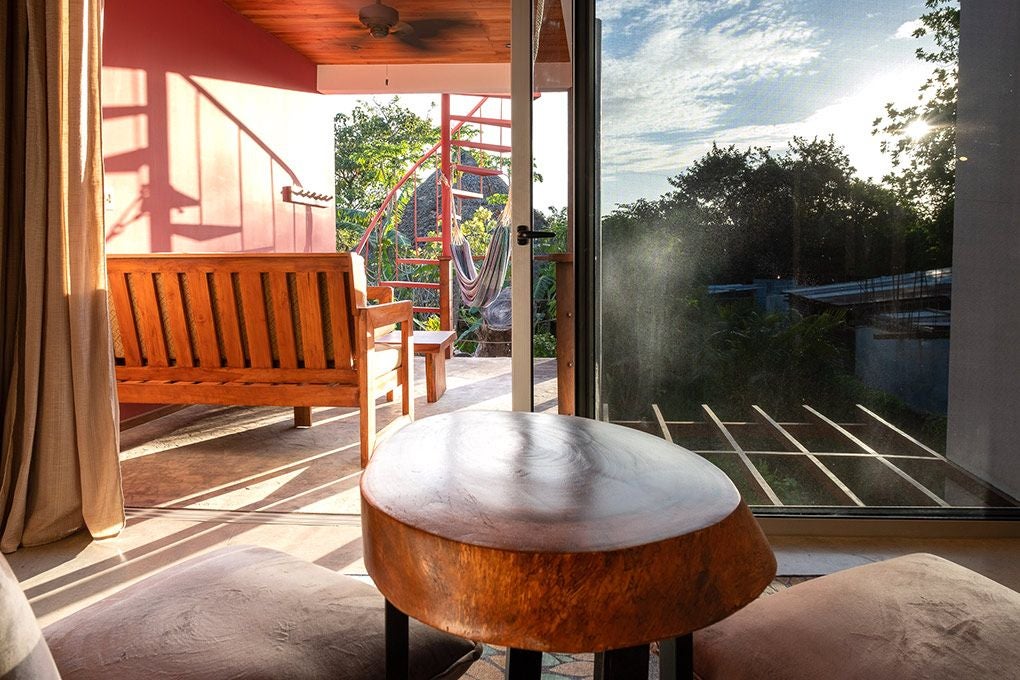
[405,18,470,40]
[396,31,429,50]
[392,21,414,35]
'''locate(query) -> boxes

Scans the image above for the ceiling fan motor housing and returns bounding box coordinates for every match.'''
[359,1,399,38]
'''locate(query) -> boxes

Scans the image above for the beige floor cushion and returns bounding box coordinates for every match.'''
[43,545,481,680]
[1,556,61,679]
[694,552,1020,680]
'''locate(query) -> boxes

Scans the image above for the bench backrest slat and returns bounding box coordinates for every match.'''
[266,271,299,369]
[108,270,142,365]
[237,272,272,368]
[107,253,364,374]
[212,271,246,367]
[296,272,327,370]
[161,273,195,367]
[131,272,170,367]
[325,271,353,370]
[185,271,222,367]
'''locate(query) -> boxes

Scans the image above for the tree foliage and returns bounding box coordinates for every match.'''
[334,98,439,250]
[873,0,959,263]
[606,137,920,288]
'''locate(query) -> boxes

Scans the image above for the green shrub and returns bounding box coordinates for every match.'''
[533,332,557,358]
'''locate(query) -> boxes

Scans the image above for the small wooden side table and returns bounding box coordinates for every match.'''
[361,411,776,679]
[377,330,455,402]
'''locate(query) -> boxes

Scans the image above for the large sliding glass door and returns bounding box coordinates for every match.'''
[588,0,1020,516]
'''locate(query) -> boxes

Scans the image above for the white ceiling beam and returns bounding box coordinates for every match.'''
[317,62,571,94]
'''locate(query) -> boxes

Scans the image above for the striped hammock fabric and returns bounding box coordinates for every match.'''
[449,201,511,309]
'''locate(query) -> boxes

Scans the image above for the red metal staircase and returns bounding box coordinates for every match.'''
[353,94,513,332]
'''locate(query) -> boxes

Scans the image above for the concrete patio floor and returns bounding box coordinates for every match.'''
[120,357,559,515]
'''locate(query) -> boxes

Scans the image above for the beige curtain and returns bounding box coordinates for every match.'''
[0,0,124,553]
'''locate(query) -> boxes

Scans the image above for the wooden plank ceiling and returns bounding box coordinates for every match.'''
[220,0,568,65]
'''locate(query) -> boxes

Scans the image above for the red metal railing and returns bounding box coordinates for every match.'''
[353,95,492,256]
[352,94,511,322]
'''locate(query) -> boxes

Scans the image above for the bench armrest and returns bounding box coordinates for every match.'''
[367,286,394,305]
[362,299,412,331]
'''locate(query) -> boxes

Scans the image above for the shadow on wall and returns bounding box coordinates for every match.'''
[101,0,334,254]
[102,74,314,252]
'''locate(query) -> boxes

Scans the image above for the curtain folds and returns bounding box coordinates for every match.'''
[0,0,125,553]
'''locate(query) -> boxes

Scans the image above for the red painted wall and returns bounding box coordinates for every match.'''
[102,0,340,419]
[102,0,337,255]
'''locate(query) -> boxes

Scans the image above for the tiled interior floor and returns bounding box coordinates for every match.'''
[7,356,1020,678]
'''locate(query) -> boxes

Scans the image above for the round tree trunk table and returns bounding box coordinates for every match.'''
[361,411,776,680]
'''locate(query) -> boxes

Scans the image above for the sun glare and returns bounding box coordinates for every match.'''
[903,119,932,140]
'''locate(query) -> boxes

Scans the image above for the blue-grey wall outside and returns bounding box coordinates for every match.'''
[855,327,949,415]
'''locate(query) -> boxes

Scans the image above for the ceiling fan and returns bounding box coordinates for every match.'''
[356,0,466,50]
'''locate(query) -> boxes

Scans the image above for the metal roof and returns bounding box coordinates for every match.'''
[786,268,952,306]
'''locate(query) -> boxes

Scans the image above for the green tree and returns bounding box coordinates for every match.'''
[334,98,440,250]
[654,137,915,286]
[873,0,959,265]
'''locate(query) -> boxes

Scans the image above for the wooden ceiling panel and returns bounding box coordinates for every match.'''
[536,0,569,64]
[221,0,568,65]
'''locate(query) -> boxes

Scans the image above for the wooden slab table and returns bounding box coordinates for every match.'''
[361,411,776,679]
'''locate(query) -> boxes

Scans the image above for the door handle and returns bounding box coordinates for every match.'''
[516,225,556,246]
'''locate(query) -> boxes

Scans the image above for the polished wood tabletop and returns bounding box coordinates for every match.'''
[361,411,776,654]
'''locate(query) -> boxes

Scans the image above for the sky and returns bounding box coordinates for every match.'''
[597,0,939,210]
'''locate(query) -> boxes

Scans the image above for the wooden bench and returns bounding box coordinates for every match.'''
[378,330,456,402]
[107,253,413,467]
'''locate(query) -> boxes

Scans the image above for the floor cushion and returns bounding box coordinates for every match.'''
[43,545,481,680]
[694,552,1020,680]
[1,555,61,679]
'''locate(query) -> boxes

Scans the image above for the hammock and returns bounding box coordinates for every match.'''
[449,191,511,309]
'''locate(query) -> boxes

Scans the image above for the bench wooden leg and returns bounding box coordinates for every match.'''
[294,406,312,428]
[401,370,413,419]
[360,390,375,468]
[425,351,447,403]
[399,332,413,420]
[385,390,395,403]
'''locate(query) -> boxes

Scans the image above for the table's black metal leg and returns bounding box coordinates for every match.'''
[594,645,650,679]
[504,648,543,680]
[385,600,409,680]
[659,634,694,680]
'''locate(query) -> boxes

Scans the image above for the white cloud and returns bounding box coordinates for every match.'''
[599,0,824,176]
[601,61,932,188]
[597,0,659,23]
[894,20,923,39]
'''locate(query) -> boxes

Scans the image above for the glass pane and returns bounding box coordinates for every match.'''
[531,90,569,413]
[531,3,571,413]
[594,0,1020,514]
